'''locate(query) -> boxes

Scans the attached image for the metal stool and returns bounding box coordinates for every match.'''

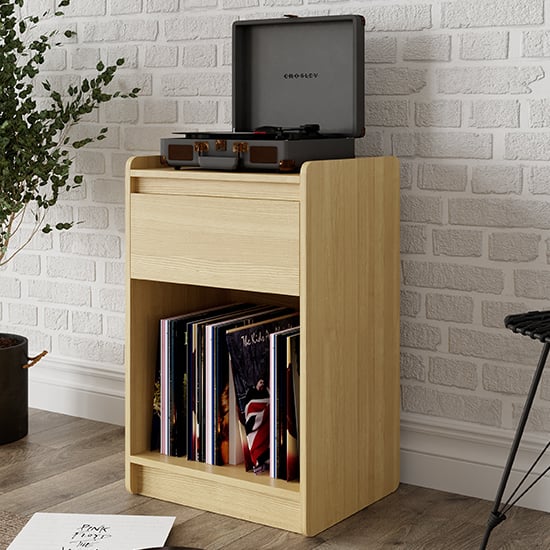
[480,310,550,549]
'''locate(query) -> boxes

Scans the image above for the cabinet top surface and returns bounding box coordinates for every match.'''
[126,155,398,201]
[128,157,302,184]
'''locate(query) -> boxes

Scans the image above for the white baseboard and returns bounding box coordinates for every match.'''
[401,413,550,512]
[28,356,124,426]
[26,361,550,513]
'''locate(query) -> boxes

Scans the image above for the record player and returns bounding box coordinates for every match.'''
[160,14,365,172]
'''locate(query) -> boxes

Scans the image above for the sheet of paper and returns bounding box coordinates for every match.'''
[7,513,175,550]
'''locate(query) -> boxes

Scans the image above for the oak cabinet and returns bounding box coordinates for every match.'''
[125,155,400,536]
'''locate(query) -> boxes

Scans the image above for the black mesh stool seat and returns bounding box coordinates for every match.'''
[480,310,550,549]
[505,310,550,343]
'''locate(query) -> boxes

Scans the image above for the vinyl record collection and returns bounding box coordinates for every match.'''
[152,303,300,481]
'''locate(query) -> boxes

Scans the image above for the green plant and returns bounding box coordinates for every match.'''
[0,0,139,266]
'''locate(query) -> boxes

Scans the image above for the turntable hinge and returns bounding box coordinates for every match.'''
[194,141,209,153]
[232,142,249,154]
[279,159,296,172]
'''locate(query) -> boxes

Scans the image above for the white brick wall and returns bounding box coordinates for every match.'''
[1,0,549,454]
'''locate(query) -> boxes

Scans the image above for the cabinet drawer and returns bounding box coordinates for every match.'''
[130,193,299,295]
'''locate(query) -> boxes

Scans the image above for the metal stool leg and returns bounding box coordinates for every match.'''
[480,342,550,550]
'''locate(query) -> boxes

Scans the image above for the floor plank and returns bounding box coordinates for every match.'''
[0,426,124,493]
[0,410,549,549]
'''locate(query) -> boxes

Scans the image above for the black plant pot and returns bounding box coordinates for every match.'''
[0,333,28,444]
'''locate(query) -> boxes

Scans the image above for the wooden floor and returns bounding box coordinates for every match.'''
[1,410,549,549]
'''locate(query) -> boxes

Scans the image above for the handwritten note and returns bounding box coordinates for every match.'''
[7,513,175,550]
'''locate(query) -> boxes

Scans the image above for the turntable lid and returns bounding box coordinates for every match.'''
[232,15,365,138]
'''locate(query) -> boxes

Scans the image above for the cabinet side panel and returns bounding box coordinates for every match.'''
[300,157,400,535]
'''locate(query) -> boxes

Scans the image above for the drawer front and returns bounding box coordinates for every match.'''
[130,194,299,295]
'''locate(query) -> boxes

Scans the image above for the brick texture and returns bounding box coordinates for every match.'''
[460,32,509,60]
[433,229,483,257]
[426,293,474,323]
[441,0,543,28]
[428,356,478,390]
[468,100,520,128]
[401,352,426,381]
[401,385,501,427]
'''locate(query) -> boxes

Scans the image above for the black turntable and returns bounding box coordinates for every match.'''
[160,15,365,172]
